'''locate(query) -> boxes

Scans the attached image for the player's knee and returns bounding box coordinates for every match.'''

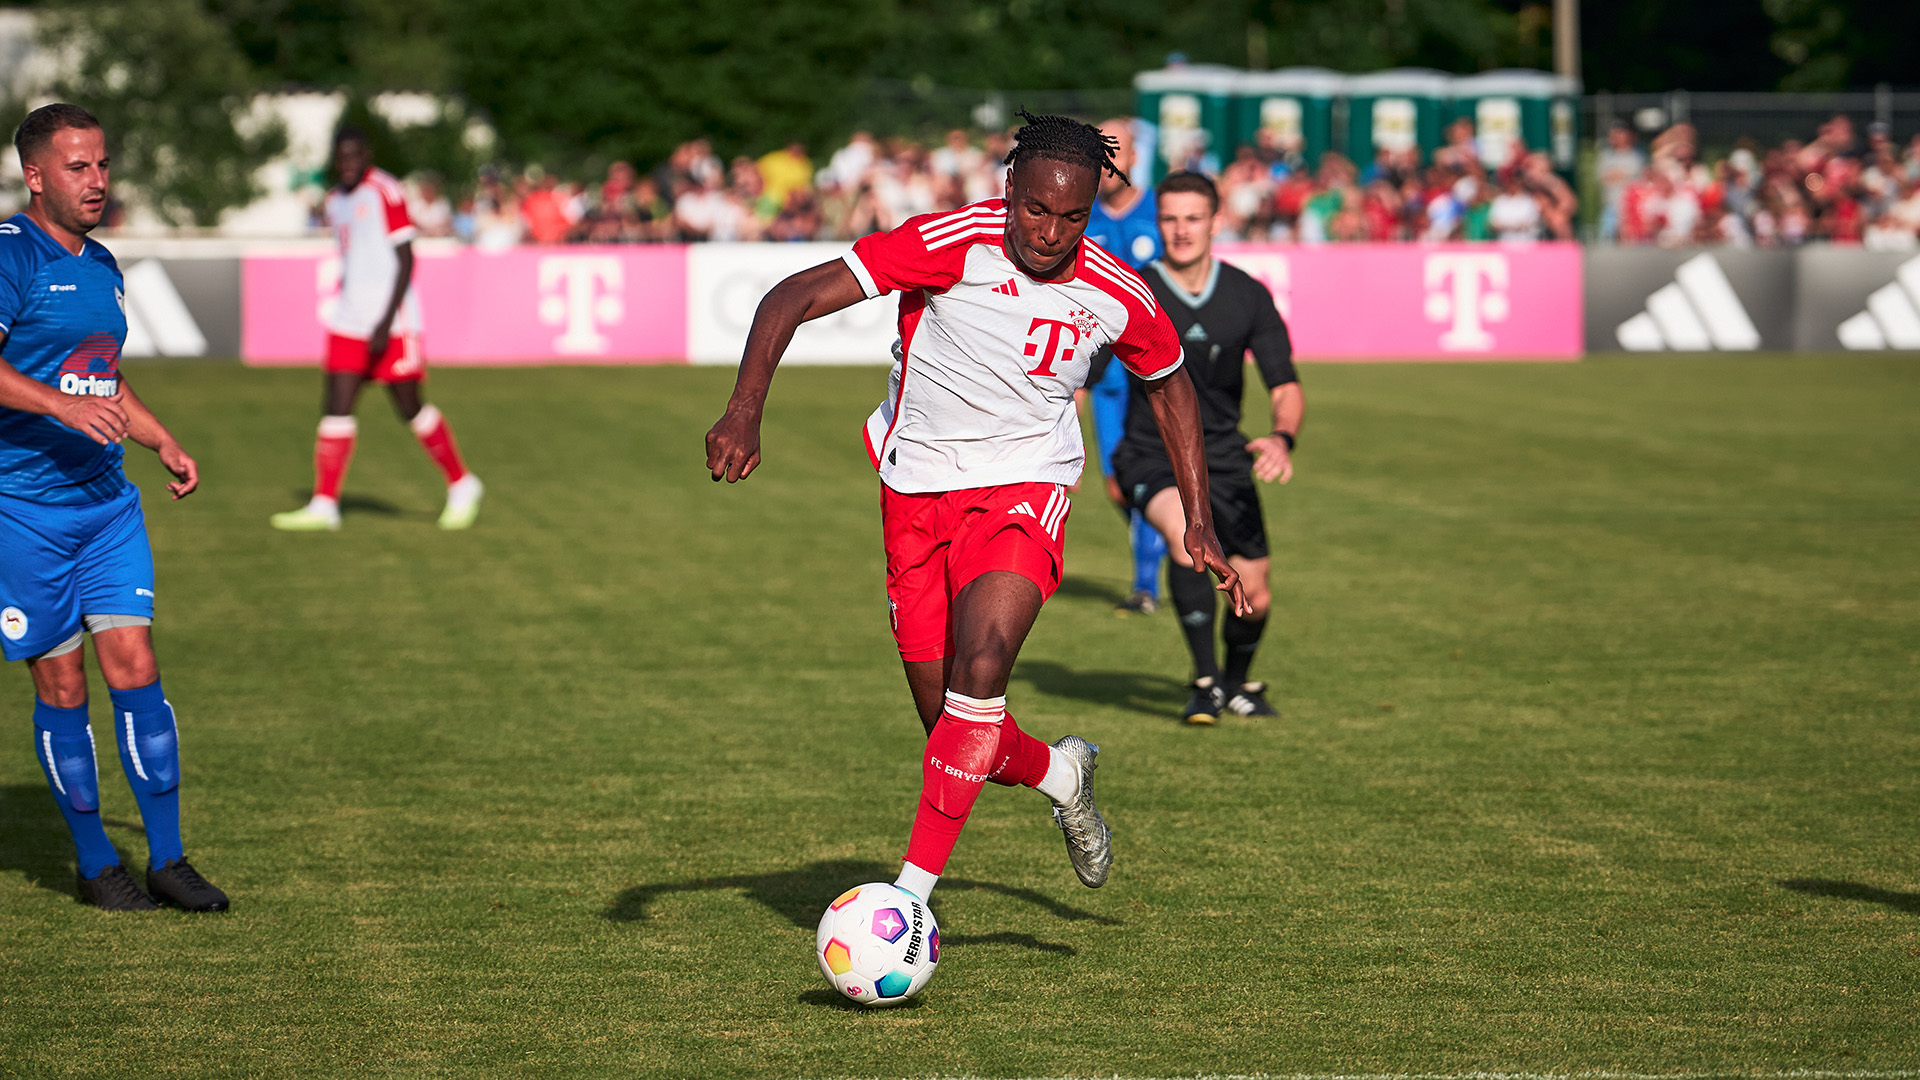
[1242,586,1271,619]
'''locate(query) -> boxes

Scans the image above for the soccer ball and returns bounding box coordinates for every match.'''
[815,882,939,1006]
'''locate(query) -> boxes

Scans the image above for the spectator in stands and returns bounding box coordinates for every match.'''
[756,142,813,216]
[1488,170,1541,241]
[409,173,455,238]
[1596,123,1644,241]
[520,170,577,245]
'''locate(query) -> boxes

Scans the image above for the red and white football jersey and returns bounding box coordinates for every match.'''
[845,199,1183,494]
[323,167,421,339]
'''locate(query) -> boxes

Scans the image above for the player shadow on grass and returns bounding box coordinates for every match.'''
[286,489,433,521]
[605,858,1121,957]
[1053,574,1132,608]
[0,783,144,899]
[1011,658,1188,721]
[1776,878,1920,915]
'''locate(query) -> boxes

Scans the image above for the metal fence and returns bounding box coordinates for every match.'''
[1589,89,1920,153]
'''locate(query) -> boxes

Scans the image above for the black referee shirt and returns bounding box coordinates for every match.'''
[1099,257,1297,475]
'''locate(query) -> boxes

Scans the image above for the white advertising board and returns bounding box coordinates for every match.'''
[686,243,900,365]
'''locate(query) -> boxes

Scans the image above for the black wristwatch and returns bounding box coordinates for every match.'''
[1270,430,1296,451]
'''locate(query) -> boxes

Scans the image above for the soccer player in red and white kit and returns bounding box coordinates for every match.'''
[707,113,1247,903]
[271,127,482,532]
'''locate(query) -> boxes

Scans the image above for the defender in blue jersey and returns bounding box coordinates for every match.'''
[1078,117,1169,614]
[0,104,227,912]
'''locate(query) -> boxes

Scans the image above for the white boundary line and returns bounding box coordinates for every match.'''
[826,1073,1920,1080]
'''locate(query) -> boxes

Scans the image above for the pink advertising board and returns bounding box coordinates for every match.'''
[242,245,689,365]
[1217,243,1583,360]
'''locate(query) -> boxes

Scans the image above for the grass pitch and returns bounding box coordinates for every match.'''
[0,355,1915,1079]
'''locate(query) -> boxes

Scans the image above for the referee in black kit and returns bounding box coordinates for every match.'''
[1098,170,1306,725]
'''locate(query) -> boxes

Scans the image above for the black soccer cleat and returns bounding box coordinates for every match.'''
[1223,681,1279,717]
[77,864,159,911]
[1183,677,1224,725]
[1114,589,1159,615]
[147,858,230,913]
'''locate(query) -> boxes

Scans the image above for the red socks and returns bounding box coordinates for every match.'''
[314,415,357,501]
[409,404,468,484]
[986,711,1052,789]
[903,691,1004,875]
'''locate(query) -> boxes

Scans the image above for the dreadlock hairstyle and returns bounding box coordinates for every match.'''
[1004,109,1128,186]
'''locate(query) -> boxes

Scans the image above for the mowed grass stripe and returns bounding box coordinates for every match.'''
[0,355,1913,1079]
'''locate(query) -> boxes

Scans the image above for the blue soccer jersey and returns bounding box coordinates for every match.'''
[0,213,128,506]
[1084,186,1161,270]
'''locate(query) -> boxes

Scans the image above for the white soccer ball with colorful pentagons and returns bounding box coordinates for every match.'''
[815,882,939,1006]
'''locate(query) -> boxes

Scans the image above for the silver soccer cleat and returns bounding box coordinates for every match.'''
[1049,735,1112,888]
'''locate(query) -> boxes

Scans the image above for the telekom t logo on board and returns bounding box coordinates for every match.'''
[1423,253,1511,352]
[538,256,624,354]
[1022,316,1081,376]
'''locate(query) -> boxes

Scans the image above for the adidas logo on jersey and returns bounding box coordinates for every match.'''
[992,278,1020,297]
[1184,323,1209,342]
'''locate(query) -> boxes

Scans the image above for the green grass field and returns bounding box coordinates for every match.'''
[0,355,1916,1079]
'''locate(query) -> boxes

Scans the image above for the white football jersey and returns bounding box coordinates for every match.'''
[323,167,421,339]
[844,199,1183,494]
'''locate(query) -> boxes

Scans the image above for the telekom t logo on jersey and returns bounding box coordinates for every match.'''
[1423,253,1511,352]
[538,256,624,354]
[1022,310,1099,376]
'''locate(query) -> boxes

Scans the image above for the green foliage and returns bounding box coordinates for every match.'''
[207,0,455,92]
[449,0,896,173]
[37,0,286,227]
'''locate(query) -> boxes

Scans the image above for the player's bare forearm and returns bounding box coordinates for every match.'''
[708,260,866,482]
[1144,370,1249,614]
[0,355,128,443]
[115,375,199,497]
[1249,381,1304,484]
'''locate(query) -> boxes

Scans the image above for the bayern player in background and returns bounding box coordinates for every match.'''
[707,112,1248,906]
[1078,117,1169,615]
[271,127,482,532]
[0,104,227,911]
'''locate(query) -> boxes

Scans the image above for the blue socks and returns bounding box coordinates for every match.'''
[108,680,183,869]
[1129,510,1167,596]
[32,700,119,880]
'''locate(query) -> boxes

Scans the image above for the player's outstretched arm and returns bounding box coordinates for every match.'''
[0,355,129,444]
[114,374,198,499]
[1143,370,1250,615]
[706,260,867,483]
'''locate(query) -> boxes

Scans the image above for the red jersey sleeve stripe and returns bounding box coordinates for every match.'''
[925,225,1004,250]
[1083,244,1158,312]
[1082,258,1158,315]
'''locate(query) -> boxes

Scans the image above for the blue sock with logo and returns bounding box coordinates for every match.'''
[107,680,183,869]
[1129,511,1167,596]
[32,700,119,880]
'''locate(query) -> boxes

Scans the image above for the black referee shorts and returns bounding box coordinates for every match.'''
[1112,450,1268,561]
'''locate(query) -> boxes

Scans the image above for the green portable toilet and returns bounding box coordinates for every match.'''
[1232,67,1344,170]
[1342,68,1451,170]
[1134,64,1240,181]
[1448,69,1582,176]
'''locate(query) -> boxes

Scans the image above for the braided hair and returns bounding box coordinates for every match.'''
[1004,109,1128,186]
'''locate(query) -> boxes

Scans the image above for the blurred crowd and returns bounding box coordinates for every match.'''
[1597,114,1920,249]
[395,119,1583,248]
[387,113,1920,249]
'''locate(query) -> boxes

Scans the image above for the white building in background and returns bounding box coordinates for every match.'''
[0,10,490,237]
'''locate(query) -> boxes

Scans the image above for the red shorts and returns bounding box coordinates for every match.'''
[324,332,425,383]
[882,481,1071,662]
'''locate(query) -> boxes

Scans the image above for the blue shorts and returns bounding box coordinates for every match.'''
[0,483,153,662]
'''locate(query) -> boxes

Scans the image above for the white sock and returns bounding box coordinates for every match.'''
[307,494,339,514]
[893,860,939,900]
[1035,745,1079,805]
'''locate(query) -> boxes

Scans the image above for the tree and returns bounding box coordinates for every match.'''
[449,0,895,171]
[38,0,286,226]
